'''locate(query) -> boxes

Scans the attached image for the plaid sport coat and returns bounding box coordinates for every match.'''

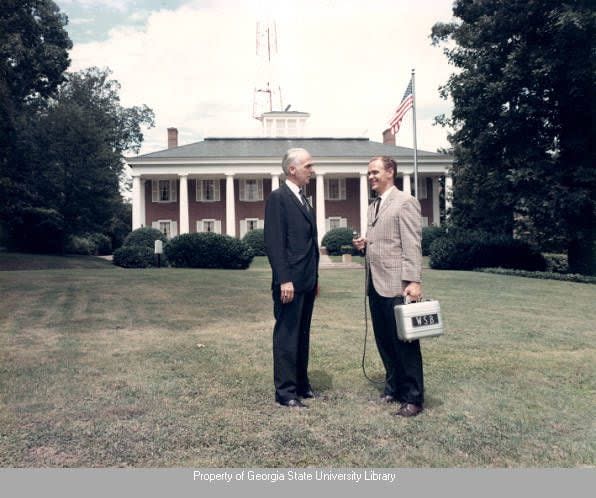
[365,187,423,298]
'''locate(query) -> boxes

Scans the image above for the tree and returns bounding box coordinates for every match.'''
[0,0,72,206]
[7,67,154,251]
[432,0,595,274]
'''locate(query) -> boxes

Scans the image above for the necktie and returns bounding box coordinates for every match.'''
[299,189,311,211]
[373,197,381,217]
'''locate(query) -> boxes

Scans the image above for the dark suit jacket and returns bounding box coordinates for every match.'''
[264,183,319,293]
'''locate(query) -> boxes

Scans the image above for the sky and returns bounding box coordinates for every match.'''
[56,0,457,156]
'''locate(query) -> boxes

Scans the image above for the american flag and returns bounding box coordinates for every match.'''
[389,78,414,134]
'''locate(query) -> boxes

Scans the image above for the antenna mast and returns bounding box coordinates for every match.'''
[253,20,283,120]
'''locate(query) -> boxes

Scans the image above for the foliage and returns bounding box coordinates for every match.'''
[543,253,569,274]
[422,226,448,256]
[112,245,156,268]
[5,206,65,253]
[0,0,72,247]
[429,230,546,271]
[321,227,357,255]
[242,228,266,256]
[2,62,154,253]
[478,268,595,285]
[122,227,167,250]
[65,233,112,256]
[165,232,254,269]
[431,0,596,275]
[107,201,132,251]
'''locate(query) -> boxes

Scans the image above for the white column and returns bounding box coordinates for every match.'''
[402,174,411,196]
[139,179,146,228]
[132,175,142,230]
[432,176,441,226]
[445,173,453,216]
[226,173,236,237]
[271,173,280,191]
[179,174,189,235]
[359,172,369,237]
[315,173,326,246]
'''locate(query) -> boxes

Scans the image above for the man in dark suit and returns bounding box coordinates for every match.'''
[353,156,424,417]
[264,148,320,409]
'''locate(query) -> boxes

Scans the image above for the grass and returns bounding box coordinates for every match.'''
[0,254,594,467]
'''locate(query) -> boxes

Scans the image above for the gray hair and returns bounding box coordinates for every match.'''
[282,148,309,175]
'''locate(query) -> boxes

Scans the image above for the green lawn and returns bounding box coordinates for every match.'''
[0,255,594,467]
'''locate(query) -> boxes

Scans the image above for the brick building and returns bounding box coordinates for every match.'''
[126,111,453,245]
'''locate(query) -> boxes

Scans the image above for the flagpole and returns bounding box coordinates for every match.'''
[411,68,418,199]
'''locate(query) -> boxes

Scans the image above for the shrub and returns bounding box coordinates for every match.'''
[113,246,156,268]
[65,235,95,255]
[122,227,167,249]
[429,230,547,271]
[242,229,266,256]
[322,227,357,255]
[422,226,447,256]
[165,232,254,269]
[544,253,568,274]
[478,268,596,284]
[66,233,112,256]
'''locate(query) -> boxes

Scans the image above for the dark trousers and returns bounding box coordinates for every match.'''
[368,281,424,405]
[272,287,316,403]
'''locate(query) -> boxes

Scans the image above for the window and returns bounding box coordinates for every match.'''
[240,218,264,238]
[239,179,263,202]
[325,178,346,201]
[287,119,297,136]
[326,217,347,231]
[197,219,221,234]
[197,179,220,202]
[152,220,178,239]
[151,179,177,203]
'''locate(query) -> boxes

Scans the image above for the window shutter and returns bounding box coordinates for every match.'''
[257,180,263,200]
[418,177,428,199]
[152,181,158,202]
[339,179,346,200]
[170,180,177,202]
[340,218,348,228]
[196,220,203,233]
[152,221,159,229]
[324,179,329,201]
[214,180,221,202]
[215,220,222,234]
[239,180,245,201]
[257,219,264,229]
[196,181,202,202]
[325,218,330,232]
[171,221,178,237]
[240,219,247,238]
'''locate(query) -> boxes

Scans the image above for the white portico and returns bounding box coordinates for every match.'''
[127,113,453,244]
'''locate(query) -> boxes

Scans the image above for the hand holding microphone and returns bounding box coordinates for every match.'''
[352,230,367,253]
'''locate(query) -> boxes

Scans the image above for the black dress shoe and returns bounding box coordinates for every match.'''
[279,399,307,408]
[299,390,318,399]
[395,402,423,417]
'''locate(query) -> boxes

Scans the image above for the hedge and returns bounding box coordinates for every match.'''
[429,231,546,271]
[242,229,266,256]
[321,227,358,255]
[112,246,157,268]
[165,232,254,269]
[421,226,447,256]
[122,227,167,249]
[478,268,596,284]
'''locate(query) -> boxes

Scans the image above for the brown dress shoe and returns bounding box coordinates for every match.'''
[395,403,423,417]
